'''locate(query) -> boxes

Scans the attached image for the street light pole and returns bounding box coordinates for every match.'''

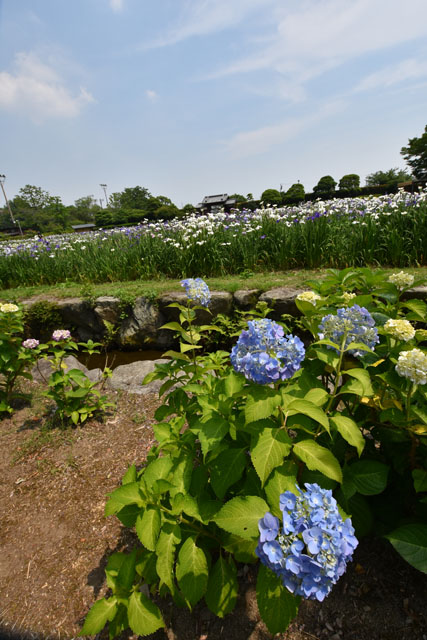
[100,183,108,207]
[0,174,23,235]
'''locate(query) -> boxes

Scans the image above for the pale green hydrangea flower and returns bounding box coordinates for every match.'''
[395,348,427,385]
[384,318,415,342]
[296,291,321,306]
[388,271,414,289]
[0,303,19,313]
[341,292,356,306]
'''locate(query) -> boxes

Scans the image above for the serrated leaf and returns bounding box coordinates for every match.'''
[293,440,342,483]
[287,398,330,434]
[135,507,161,552]
[264,462,298,516]
[330,414,365,456]
[193,416,229,456]
[348,460,389,495]
[214,495,269,539]
[210,448,247,499]
[256,564,299,634]
[402,299,427,322]
[344,368,374,396]
[116,503,141,527]
[143,457,173,489]
[122,464,137,485]
[221,533,258,563]
[80,597,118,635]
[117,549,137,591]
[251,428,292,486]
[205,556,238,617]
[176,537,208,606]
[155,523,181,590]
[105,482,144,516]
[222,370,245,396]
[304,388,329,406]
[128,590,164,636]
[385,524,427,573]
[244,388,281,424]
[413,469,427,493]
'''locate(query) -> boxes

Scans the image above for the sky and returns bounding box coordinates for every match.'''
[1,0,427,208]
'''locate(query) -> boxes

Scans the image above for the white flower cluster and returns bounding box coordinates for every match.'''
[395,348,427,385]
[384,318,415,342]
[388,271,414,289]
[341,292,356,306]
[0,303,19,313]
[296,291,321,306]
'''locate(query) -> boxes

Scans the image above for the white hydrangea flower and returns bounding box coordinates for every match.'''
[388,271,414,289]
[296,291,321,306]
[395,348,427,385]
[0,303,19,313]
[341,292,356,305]
[384,319,415,342]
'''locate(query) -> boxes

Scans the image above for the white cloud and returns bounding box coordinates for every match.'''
[354,58,427,92]
[146,89,158,101]
[0,52,94,121]
[110,0,124,12]
[226,99,346,157]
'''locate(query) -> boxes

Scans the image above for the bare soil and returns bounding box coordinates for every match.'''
[1,381,427,640]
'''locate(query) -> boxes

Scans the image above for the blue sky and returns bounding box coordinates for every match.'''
[1,0,427,207]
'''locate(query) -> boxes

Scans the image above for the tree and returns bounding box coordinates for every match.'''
[261,188,282,205]
[339,174,360,191]
[401,125,427,179]
[283,183,305,204]
[109,186,152,210]
[365,168,411,188]
[229,193,247,204]
[72,196,100,222]
[313,176,336,194]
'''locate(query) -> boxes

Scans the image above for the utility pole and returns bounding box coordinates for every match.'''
[0,174,23,235]
[100,183,108,207]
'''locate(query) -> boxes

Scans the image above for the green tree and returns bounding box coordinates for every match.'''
[283,183,305,204]
[339,174,360,191]
[313,176,336,195]
[401,125,427,179]
[365,168,411,188]
[229,193,247,204]
[261,188,282,205]
[109,186,152,211]
[72,196,99,223]
[10,185,67,232]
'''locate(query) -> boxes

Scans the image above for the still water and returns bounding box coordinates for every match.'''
[78,349,164,370]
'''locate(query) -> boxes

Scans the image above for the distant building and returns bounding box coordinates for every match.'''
[196,194,237,214]
[398,179,427,193]
[71,223,96,232]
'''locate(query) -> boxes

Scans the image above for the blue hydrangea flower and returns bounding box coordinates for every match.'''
[180,278,211,307]
[318,304,379,357]
[230,319,305,385]
[256,483,358,602]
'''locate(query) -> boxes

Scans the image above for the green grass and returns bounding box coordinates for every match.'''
[2,267,427,303]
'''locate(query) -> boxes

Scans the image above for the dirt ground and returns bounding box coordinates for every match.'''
[1,382,427,640]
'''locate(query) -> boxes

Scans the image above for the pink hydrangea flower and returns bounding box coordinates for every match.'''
[22,338,40,349]
[52,329,71,341]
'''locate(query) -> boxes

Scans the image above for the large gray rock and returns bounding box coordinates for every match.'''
[94,296,121,325]
[159,291,233,324]
[233,289,261,310]
[106,359,169,395]
[32,355,102,383]
[258,287,305,319]
[118,297,173,350]
[56,298,104,341]
[401,286,427,302]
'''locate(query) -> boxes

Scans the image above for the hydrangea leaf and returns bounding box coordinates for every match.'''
[343,368,374,396]
[293,440,342,483]
[264,462,298,516]
[210,448,247,499]
[251,428,292,486]
[105,482,145,516]
[287,398,330,434]
[128,590,164,636]
[330,414,365,456]
[214,496,269,539]
[413,469,427,493]
[80,597,118,635]
[135,507,161,552]
[385,524,427,573]
[348,460,389,495]
[256,565,299,634]
[175,537,208,606]
[205,556,238,617]
[245,388,282,424]
[193,416,229,456]
[155,523,182,591]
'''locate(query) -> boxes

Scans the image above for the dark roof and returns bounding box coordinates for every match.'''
[71,223,96,230]
[201,194,230,204]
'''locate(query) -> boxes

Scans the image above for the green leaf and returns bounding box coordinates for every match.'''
[287,398,330,434]
[214,496,269,539]
[205,556,238,617]
[210,448,247,499]
[122,464,137,485]
[348,460,389,495]
[155,523,182,590]
[256,564,299,634]
[345,341,373,354]
[176,537,208,606]
[385,524,427,573]
[402,299,427,322]
[117,549,137,591]
[116,503,141,527]
[135,507,161,552]
[143,457,173,489]
[330,414,365,456]
[293,440,342,483]
[264,462,298,516]
[193,416,229,456]
[161,321,186,333]
[344,368,374,396]
[80,597,118,635]
[221,533,257,563]
[251,428,292,486]
[128,590,164,636]
[222,370,245,396]
[71,410,79,425]
[304,388,329,406]
[244,388,281,424]
[105,482,144,516]
[413,469,427,493]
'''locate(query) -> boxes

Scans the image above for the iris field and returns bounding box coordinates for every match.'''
[0,189,426,289]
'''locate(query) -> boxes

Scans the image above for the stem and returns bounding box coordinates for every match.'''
[325,332,348,414]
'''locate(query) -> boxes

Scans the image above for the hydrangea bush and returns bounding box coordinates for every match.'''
[82,269,427,638]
